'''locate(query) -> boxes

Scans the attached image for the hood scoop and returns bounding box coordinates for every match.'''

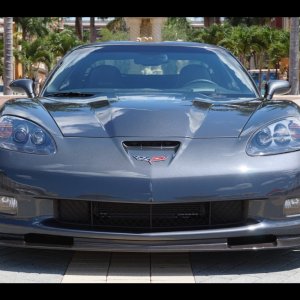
[123,141,180,149]
[123,141,180,166]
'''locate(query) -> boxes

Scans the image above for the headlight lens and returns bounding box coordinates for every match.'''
[14,125,29,143]
[0,116,56,154]
[246,117,300,156]
[255,127,272,147]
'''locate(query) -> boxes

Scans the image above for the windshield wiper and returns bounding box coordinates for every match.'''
[44,92,95,97]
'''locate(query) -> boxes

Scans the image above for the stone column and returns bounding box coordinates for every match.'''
[124,17,142,41]
[150,17,166,42]
[283,17,290,30]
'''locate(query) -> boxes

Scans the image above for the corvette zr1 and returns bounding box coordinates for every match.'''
[0,41,299,251]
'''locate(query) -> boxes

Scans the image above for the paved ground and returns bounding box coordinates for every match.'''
[0,247,72,283]
[1,247,300,283]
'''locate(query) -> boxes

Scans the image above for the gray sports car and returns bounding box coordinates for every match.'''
[0,41,298,251]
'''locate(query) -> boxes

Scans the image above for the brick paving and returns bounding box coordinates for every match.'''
[191,249,300,283]
[0,247,72,283]
[63,252,193,283]
[1,247,300,283]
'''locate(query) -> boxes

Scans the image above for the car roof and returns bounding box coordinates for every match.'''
[76,41,223,50]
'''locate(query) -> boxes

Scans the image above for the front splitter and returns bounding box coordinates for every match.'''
[0,234,300,252]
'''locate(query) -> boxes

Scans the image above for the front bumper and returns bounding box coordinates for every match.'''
[1,137,300,251]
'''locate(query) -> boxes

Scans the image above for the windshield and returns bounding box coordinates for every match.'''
[43,44,258,100]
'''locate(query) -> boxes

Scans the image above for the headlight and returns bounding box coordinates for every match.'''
[0,116,56,154]
[246,117,300,156]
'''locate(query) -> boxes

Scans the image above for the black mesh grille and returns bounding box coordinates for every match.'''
[92,202,150,229]
[152,202,209,228]
[55,200,246,233]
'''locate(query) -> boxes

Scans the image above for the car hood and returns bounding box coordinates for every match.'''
[40,95,261,138]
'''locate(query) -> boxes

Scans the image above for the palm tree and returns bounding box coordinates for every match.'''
[196,23,229,45]
[3,17,13,95]
[90,17,97,43]
[14,29,82,79]
[204,17,221,27]
[14,17,50,41]
[289,17,299,94]
[13,17,52,77]
[219,25,253,66]
[249,26,273,90]
[75,17,83,41]
[226,17,273,26]
[268,28,289,79]
[0,39,4,79]
[47,29,82,57]
[106,17,127,32]
[14,39,47,78]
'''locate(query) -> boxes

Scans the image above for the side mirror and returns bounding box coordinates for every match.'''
[264,80,290,100]
[9,79,35,98]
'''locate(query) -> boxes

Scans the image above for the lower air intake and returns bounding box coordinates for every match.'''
[54,200,247,233]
